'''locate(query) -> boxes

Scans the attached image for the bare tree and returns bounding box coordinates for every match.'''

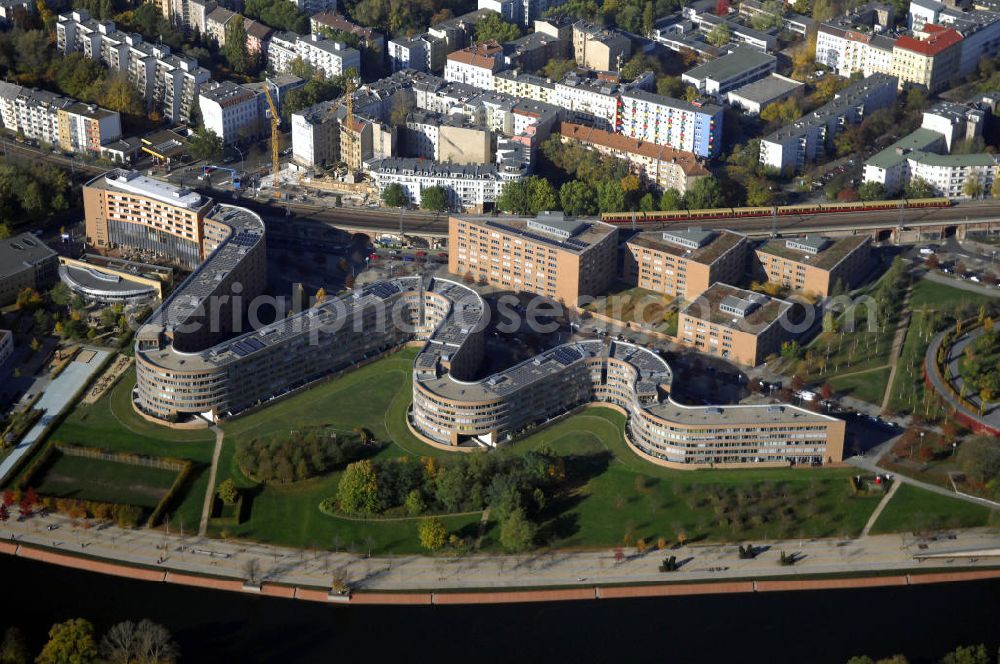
[100,619,179,664]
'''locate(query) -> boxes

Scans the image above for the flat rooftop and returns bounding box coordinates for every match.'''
[628,229,744,265]
[681,282,792,332]
[755,234,869,271]
[728,74,803,104]
[647,398,838,426]
[865,127,945,170]
[453,216,617,254]
[89,170,204,209]
[0,233,56,278]
[682,46,776,83]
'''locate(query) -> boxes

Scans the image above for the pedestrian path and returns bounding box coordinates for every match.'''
[199,425,225,537]
[880,286,914,412]
[860,479,901,537]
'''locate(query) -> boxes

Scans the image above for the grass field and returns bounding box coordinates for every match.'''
[45,366,215,528]
[870,484,995,535]
[33,453,178,508]
[207,349,888,552]
[829,367,891,405]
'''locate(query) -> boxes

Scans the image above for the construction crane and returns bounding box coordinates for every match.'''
[262,82,280,189]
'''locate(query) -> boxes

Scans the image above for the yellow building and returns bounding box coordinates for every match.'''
[677,282,802,366]
[449,213,618,305]
[83,170,214,268]
[625,228,747,301]
[891,25,963,92]
[753,235,872,297]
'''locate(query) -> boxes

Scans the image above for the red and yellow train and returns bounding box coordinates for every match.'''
[600,198,952,224]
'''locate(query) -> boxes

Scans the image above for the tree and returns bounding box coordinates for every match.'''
[381,182,409,208]
[859,181,887,201]
[223,16,251,74]
[745,177,774,207]
[527,177,558,212]
[188,127,223,163]
[707,23,730,47]
[939,645,990,664]
[217,478,239,505]
[541,58,576,81]
[559,180,598,216]
[642,1,654,34]
[992,175,1000,199]
[474,12,521,43]
[244,0,309,32]
[656,75,685,98]
[659,188,684,210]
[715,0,730,15]
[37,619,98,664]
[0,504,8,524]
[760,97,801,125]
[0,627,28,664]
[499,507,536,552]
[418,516,447,551]
[100,620,178,664]
[99,74,144,116]
[751,0,786,30]
[962,176,984,199]
[596,180,626,213]
[420,186,449,212]
[955,436,1000,485]
[404,489,424,516]
[904,177,935,199]
[684,178,725,209]
[336,460,380,514]
[497,180,531,214]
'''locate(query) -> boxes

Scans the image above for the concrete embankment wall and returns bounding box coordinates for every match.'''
[2,542,999,605]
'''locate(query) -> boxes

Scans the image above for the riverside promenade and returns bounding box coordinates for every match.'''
[2,511,998,604]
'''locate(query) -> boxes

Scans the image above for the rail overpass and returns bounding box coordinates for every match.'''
[252,199,1000,244]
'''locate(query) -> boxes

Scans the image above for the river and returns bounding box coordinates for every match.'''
[2,556,997,663]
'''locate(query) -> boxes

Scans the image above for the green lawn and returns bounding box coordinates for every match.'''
[45,365,216,527]
[870,484,995,534]
[829,367,891,405]
[33,453,179,508]
[209,349,884,551]
[908,279,996,310]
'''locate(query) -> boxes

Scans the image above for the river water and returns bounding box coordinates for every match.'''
[3,556,997,663]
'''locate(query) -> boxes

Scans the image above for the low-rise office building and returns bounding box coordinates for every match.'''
[449,213,618,304]
[0,233,58,306]
[559,122,710,194]
[726,74,804,115]
[753,235,873,297]
[625,228,748,301]
[677,282,802,366]
[681,46,777,96]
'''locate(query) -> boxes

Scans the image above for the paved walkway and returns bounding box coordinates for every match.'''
[880,286,914,412]
[861,480,902,538]
[198,425,225,537]
[924,326,1000,435]
[2,511,998,595]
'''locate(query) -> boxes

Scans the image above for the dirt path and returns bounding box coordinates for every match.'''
[880,286,914,412]
[199,425,225,537]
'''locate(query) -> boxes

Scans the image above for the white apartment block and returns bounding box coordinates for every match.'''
[267,32,361,79]
[814,24,895,78]
[56,10,209,122]
[0,81,121,155]
[760,73,898,173]
[388,38,428,72]
[552,71,656,131]
[198,81,262,145]
[366,139,530,211]
[444,41,503,90]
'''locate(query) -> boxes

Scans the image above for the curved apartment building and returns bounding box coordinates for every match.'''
[122,167,843,465]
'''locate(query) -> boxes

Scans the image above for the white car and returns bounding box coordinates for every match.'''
[918,247,935,255]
